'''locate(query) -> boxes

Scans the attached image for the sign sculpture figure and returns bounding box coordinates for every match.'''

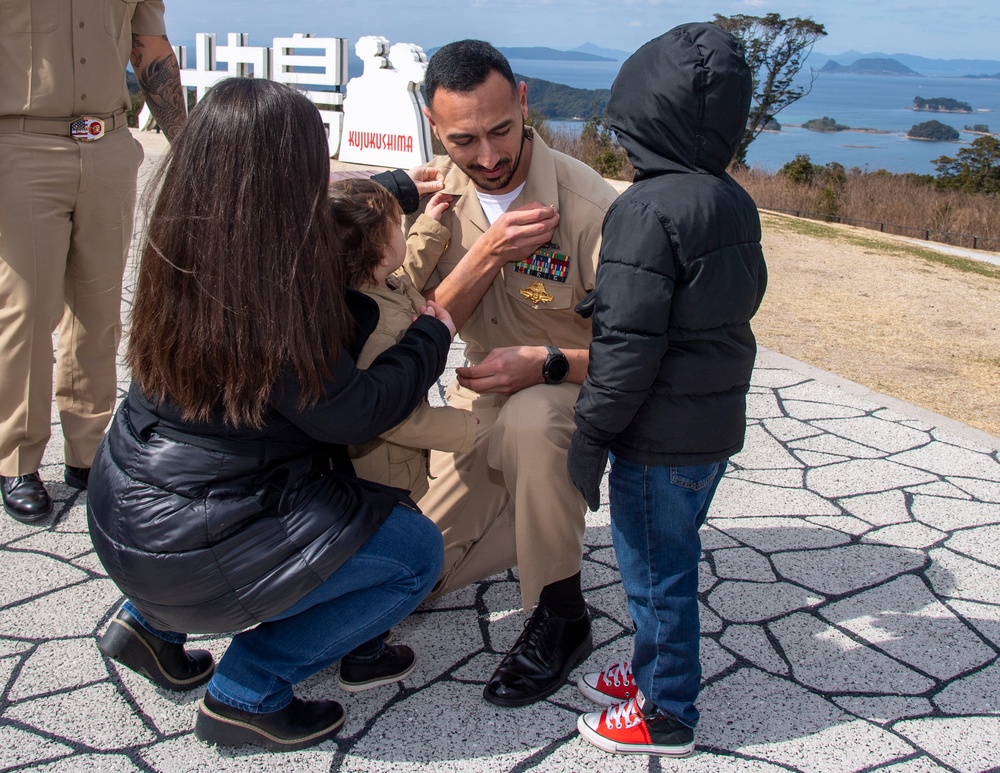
[338,36,433,167]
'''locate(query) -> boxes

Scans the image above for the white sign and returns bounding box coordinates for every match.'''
[338,37,433,168]
[138,32,432,165]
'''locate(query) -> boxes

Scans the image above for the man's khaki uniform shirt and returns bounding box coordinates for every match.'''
[0,0,167,119]
[403,130,618,359]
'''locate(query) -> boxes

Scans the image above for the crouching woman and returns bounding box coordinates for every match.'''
[87,78,451,751]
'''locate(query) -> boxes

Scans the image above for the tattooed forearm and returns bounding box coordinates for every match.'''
[132,35,186,141]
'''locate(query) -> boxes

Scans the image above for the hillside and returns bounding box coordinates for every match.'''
[516,74,609,120]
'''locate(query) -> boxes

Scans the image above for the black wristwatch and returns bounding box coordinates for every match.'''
[542,346,569,385]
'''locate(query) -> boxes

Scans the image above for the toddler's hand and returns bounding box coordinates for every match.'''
[425,193,454,222]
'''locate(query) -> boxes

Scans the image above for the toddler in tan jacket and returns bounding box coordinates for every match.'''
[330,179,477,499]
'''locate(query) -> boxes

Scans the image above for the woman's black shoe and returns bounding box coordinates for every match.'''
[1,473,51,523]
[97,609,215,691]
[195,692,345,750]
[337,643,415,692]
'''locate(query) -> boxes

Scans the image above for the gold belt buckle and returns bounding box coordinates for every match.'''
[70,116,106,142]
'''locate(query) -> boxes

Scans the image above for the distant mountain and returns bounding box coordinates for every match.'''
[570,43,633,62]
[820,58,919,76]
[810,51,1000,77]
[499,46,614,62]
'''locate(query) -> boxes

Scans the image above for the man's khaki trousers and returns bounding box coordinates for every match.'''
[0,127,141,475]
[419,379,588,610]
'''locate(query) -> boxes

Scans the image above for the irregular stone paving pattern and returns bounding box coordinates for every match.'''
[0,133,997,772]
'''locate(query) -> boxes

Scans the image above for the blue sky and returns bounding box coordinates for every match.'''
[163,0,999,62]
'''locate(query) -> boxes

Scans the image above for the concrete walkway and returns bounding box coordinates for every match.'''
[0,133,997,772]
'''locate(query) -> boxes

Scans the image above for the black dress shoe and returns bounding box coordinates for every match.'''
[483,605,593,707]
[1,473,51,523]
[97,608,215,691]
[64,465,90,490]
[195,691,345,750]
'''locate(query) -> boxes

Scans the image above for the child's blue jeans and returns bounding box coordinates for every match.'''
[608,453,726,728]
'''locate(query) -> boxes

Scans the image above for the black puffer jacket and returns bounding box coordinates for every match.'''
[573,23,767,466]
[88,290,450,634]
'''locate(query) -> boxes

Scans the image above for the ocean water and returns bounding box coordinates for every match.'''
[509,58,1000,174]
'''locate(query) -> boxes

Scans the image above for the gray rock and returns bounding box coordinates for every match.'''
[890,443,1000,481]
[773,544,925,595]
[720,623,789,674]
[807,459,937,498]
[822,575,995,680]
[812,417,930,454]
[928,547,1000,604]
[770,612,933,694]
[5,683,157,750]
[831,695,934,724]
[713,547,777,582]
[893,716,1000,773]
[717,517,850,553]
[707,581,823,623]
[912,495,1000,531]
[933,659,1000,715]
[839,489,912,527]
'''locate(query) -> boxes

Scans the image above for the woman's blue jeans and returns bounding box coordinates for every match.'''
[125,504,443,713]
[608,453,726,729]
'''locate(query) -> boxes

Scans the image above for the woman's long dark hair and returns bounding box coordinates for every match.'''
[127,78,349,428]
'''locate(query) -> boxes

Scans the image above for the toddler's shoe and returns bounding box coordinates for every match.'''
[577,692,694,757]
[337,643,415,692]
[577,660,636,705]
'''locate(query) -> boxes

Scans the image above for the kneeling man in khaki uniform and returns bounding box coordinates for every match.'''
[401,40,617,707]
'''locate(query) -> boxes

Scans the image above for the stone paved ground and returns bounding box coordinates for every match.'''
[0,133,997,772]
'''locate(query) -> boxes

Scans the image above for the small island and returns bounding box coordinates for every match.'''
[820,58,918,76]
[907,120,960,141]
[803,116,850,132]
[913,96,973,113]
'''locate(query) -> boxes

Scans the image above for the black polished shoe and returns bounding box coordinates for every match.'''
[97,609,215,691]
[64,465,90,490]
[195,691,345,750]
[483,605,593,707]
[337,643,415,692]
[1,473,51,523]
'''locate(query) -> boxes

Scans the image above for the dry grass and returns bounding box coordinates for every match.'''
[732,166,1000,251]
[755,211,1000,438]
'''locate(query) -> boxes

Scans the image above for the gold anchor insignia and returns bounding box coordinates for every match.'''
[520,281,554,305]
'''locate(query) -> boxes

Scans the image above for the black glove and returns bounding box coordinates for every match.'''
[567,430,609,511]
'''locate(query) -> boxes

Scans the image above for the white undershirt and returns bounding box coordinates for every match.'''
[476,182,526,225]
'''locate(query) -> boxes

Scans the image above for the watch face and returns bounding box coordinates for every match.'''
[546,353,570,383]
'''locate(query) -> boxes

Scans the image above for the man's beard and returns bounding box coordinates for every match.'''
[463,122,527,192]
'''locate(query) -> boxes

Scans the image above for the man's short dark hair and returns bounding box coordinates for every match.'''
[424,40,517,106]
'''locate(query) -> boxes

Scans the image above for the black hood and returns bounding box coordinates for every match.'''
[607,23,752,179]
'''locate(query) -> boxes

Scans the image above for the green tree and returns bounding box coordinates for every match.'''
[713,13,827,167]
[779,154,819,185]
[579,113,630,179]
[933,135,1000,194]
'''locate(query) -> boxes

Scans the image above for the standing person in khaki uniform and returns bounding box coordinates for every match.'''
[401,40,618,707]
[0,0,186,522]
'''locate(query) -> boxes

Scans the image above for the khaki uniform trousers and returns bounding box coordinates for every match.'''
[0,127,142,475]
[419,378,587,610]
